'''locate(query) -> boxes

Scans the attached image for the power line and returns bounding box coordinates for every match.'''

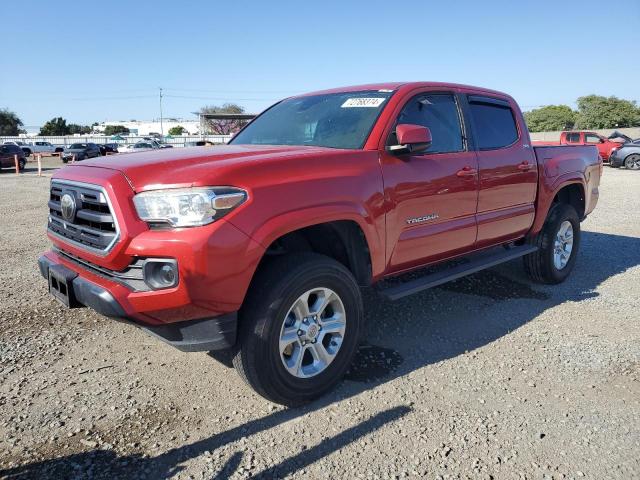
[162,87,298,94]
[163,94,280,101]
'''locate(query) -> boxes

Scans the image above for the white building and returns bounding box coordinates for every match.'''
[94,118,200,136]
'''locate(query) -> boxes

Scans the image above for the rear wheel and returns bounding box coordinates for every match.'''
[624,154,640,170]
[18,158,26,171]
[233,253,363,406]
[524,203,580,284]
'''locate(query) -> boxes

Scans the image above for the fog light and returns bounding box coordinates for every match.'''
[143,259,178,290]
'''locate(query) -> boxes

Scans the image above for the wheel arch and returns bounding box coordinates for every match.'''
[530,178,586,236]
[552,182,585,220]
[249,218,375,287]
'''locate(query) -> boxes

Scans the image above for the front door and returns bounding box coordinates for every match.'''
[381,91,479,274]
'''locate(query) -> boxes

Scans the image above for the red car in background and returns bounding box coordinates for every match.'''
[533,131,624,162]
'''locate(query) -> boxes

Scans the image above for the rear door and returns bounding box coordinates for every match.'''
[466,94,538,247]
[380,89,479,273]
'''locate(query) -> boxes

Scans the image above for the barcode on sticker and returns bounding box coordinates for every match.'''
[341,97,386,108]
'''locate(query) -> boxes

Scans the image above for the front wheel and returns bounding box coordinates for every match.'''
[233,253,363,406]
[524,203,581,284]
[624,154,640,170]
[18,159,26,171]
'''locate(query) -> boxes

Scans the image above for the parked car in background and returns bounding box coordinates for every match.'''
[143,138,174,149]
[185,140,216,147]
[97,143,119,156]
[533,131,623,162]
[118,140,172,153]
[609,142,640,170]
[118,141,159,154]
[0,144,26,170]
[61,143,102,163]
[3,141,32,157]
[28,141,56,154]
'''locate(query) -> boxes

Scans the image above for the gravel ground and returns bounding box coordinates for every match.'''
[0,162,638,479]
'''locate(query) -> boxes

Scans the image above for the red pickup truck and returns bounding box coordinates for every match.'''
[39,82,601,405]
[533,131,623,162]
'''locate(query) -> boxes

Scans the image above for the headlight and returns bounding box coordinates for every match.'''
[133,187,247,227]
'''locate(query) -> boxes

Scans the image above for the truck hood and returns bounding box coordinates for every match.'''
[72,144,345,191]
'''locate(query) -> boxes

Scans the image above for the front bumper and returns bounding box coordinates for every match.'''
[609,151,624,167]
[38,254,237,352]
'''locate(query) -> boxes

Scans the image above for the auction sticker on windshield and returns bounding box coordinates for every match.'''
[341,97,386,108]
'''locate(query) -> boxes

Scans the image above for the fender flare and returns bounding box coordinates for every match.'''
[231,202,385,278]
[530,176,586,236]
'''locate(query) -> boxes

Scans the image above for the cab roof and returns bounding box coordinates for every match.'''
[297,82,512,99]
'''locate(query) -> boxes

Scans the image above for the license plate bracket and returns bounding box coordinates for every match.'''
[48,264,79,308]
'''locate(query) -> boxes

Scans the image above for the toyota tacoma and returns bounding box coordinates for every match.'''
[39,82,601,406]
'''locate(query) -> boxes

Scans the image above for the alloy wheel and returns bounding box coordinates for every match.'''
[553,220,574,270]
[279,287,346,378]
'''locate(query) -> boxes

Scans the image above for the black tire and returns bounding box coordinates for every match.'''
[18,159,26,171]
[524,203,580,284]
[624,154,640,170]
[62,158,68,164]
[232,253,363,406]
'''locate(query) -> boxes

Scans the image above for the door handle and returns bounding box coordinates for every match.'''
[518,161,533,171]
[456,166,477,177]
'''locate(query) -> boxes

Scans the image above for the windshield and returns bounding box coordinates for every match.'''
[230,90,394,149]
[69,143,87,149]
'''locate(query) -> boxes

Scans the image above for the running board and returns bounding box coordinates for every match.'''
[379,245,538,301]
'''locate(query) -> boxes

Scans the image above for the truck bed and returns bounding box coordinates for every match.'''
[532,144,601,225]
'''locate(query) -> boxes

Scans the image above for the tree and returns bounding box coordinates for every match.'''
[39,117,71,136]
[168,125,186,136]
[68,123,92,135]
[103,125,130,136]
[524,105,577,132]
[199,103,248,135]
[0,109,25,135]
[574,95,640,129]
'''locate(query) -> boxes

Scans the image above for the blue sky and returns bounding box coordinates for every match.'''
[2,0,639,128]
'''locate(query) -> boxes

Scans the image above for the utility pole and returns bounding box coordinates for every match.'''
[159,87,164,137]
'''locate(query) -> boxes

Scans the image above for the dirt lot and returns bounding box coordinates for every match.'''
[0,161,638,479]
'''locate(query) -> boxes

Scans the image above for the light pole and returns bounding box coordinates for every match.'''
[159,87,164,137]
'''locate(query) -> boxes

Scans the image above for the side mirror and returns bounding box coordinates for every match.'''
[387,124,432,155]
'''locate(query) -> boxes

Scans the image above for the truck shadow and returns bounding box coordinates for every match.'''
[0,406,411,479]
[346,230,639,383]
[2,231,638,479]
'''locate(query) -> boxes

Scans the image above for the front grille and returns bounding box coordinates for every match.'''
[48,180,119,254]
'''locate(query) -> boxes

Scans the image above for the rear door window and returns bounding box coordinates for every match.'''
[468,96,519,150]
[565,133,580,143]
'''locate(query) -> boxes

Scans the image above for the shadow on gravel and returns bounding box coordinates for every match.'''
[2,232,639,479]
[0,406,411,479]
